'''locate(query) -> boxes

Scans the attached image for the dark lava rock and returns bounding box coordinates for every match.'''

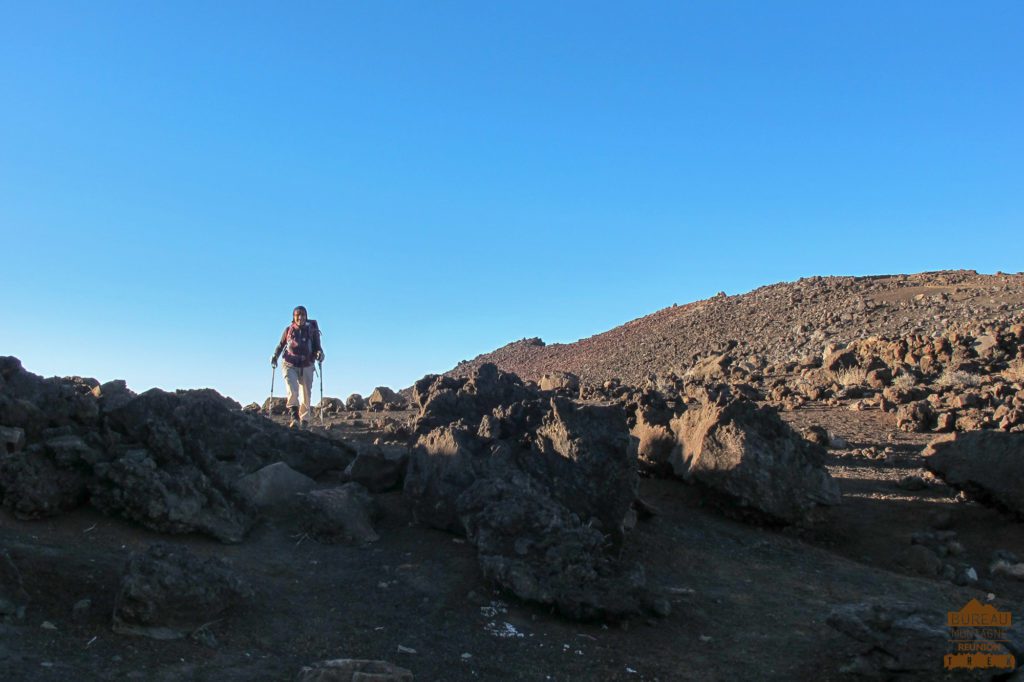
[342,444,409,493]
[301,483,380,545]
[923,431,1024,518]
[404,388,655,620]
[112,544,252,640]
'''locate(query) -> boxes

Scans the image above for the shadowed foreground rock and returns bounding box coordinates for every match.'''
[405,365,662,620]
[923,431,1024,518]
[113,544,252,640]
[0,357,356,542]
[302,483,381,545]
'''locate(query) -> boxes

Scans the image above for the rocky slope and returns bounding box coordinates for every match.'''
[446,270,1024,386]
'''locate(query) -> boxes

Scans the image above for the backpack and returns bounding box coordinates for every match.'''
[282,319,321,367]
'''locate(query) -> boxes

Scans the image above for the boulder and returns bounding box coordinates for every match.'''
[923,431,1024,518]
[367,387,406,410]
[822,347,859,372]
[801,425,830,447]
[234,462,316,509]
[669,399,840,524]
[112,544,252,640]
[0,433,101,519]
[630,408,676,473]
[345,394,366,411]
[538,371,580,394]
[342,444,409,493]
[90,447,256,543]
[87,387,353,541]
[96,380,136,413]
[105,388,354,478]
[262,397,288,415]
[404,394,658,619]
[317,397,345,415]
[895,401,936,432]
[412,364,534,434]
[686,354,732,383]
[0,426,25,454]
[460,477,658,621]
[0,357,99,438]
[403,426,486,533]
[531,398,637,546]
[302,484,380,545]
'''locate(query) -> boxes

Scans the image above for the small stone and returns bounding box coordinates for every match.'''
[41,621,57,630]
[900,545,941,576]
[954,566,978,585]
[897,475,927,491]
[72,598,91,624]
[396,645,416,655]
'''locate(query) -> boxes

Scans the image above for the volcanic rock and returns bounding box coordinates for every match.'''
[895,401,936,432]
[0,426,25,454]
[112,544,252,640]
[538,371,580,394]
[90,446,256,543]
[0,435,97,519]
[668,399,840,524]
[301,483,380,545]
[367,387,406,410]
[234,462,316,509]
[342,444,409,493]
[0,357,99,439]
[262,397,287,415]
[405,389,655,619]
[923,431,1024,518]
[459,476,656,620]
[96,379,136,413]
[412,363,534,434]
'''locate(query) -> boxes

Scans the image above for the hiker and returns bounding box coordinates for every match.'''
[271,306,324,428]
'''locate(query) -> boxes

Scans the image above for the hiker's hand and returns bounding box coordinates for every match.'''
[316,350,325,362]
[270,356,278,367]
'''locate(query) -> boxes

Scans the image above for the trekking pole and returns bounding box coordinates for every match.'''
[318,359,324,425]
[268,365,275,417]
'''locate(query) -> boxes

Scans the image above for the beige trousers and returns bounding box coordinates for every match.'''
[283,363,315,422]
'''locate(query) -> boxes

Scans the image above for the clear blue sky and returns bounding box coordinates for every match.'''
[1,2,1021,405]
